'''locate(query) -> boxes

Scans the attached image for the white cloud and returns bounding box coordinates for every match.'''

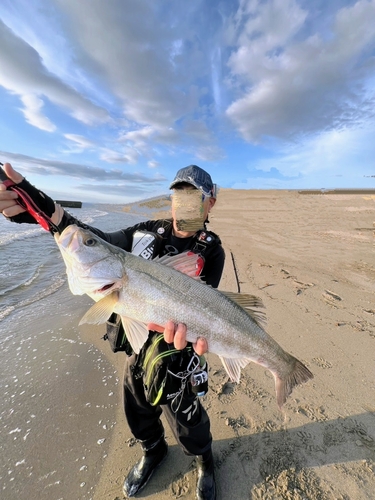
[0,0,222,164]
[182,120,225,161]
[53,0,196,127]
[64,134,96,150]
[0,149,167,184]
[0,19,110,128]
[20,94,56,132]
[99,148,139,164]
[225,0,375,141]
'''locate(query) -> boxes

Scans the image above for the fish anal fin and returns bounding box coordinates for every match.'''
[221,291,267,327]
[120,316,149,354]
[79,292,118,325]
[219,356,251,383]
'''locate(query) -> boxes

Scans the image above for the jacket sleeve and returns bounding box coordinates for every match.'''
[201,243,225,288]
[56,210,157,251]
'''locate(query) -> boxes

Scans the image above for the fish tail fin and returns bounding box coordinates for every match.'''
[274,357,313,410]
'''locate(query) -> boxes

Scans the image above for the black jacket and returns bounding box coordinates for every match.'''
[57,213,225,288]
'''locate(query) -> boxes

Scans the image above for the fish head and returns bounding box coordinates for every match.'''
[55,225,125,299]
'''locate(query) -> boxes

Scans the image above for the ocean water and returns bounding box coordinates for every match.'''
[0,205,146,500]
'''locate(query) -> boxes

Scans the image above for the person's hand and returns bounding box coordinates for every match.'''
[0,163,26,218]
[147,320,208,356]
[0,162,62,225]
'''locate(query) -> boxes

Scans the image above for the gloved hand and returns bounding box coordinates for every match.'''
[0,163,55,224]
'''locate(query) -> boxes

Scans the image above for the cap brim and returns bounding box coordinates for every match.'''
[169,179,198,190]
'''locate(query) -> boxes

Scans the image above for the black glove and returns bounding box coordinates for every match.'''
[8,178,56,224]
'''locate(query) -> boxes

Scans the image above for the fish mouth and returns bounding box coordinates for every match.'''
[95,282,119,294]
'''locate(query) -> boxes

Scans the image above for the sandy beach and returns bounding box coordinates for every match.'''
[5,190,370,500]
[79,189,374,500]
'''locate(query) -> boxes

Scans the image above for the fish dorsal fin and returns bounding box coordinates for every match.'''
[221,291,267,327]
[120,316,149,354]
[219,356,251,383]
[155,251,203,279]
[79,292,119,325]
[222,292,264,309]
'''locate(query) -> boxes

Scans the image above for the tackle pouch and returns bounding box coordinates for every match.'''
[103,313,132,355]
[142,333,205,411]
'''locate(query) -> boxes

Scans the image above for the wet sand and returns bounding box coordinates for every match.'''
[79,190,374,499]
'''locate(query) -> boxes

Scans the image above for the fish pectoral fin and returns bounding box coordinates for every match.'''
[155,251,203,279]
[219,356,251,383]
[221,291,267,327]
[120,316,149,354]
[79,292,119,325]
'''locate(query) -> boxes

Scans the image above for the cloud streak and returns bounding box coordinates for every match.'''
[226,0,375,141]
[0,19,110,130]
[0,150,167,184]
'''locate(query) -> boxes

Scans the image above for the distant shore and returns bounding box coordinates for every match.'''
[54,199,83,208]
[297,188,375,194]
[119,187,375,215]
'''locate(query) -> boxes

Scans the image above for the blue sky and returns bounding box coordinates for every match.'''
[1,0,375,203]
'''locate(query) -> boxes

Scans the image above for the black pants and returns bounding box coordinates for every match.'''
[123,353,212,455]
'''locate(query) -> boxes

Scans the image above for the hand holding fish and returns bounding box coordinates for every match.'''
[147,320,208,355]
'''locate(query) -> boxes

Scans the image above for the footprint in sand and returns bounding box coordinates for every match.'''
[322,289,342,306]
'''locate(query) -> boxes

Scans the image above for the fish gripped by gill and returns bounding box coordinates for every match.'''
[55,225,313,409]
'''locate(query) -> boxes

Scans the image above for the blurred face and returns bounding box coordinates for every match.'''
[171,184,216,234]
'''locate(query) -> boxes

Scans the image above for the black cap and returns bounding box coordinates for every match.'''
[169,165,216,197]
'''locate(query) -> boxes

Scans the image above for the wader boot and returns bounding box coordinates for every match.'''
[196,449,216,500]
[122,437,168,498]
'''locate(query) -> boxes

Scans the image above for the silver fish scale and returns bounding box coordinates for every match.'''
[116,252,278,363]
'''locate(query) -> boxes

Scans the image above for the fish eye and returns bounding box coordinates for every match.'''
[85,238,97,247]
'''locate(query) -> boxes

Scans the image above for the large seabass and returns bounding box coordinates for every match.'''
[55,224,313,409]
